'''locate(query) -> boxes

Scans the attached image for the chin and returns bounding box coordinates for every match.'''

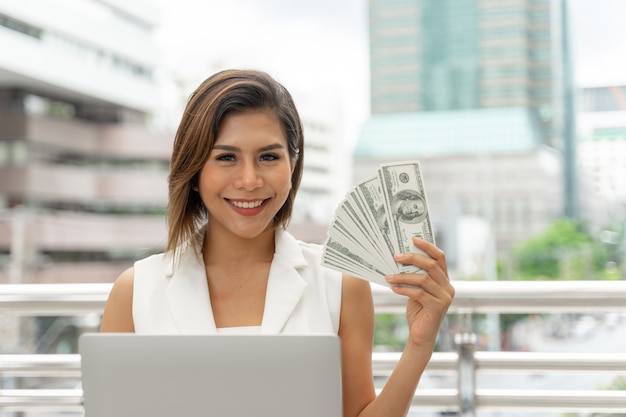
[232,224,275,240]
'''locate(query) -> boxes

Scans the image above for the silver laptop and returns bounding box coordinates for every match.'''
[79,333,342,417]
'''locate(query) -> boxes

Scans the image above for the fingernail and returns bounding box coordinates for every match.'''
[393,253,404,261]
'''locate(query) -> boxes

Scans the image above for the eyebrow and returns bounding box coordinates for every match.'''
[212,143,286,152]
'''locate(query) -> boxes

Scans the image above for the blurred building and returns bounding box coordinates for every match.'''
[354,109,563,266]
[577,85,626,231]
[359,0,571,271]
[0,0,170,284]
[369,0,562,146]
[0,0,348,287]
[289,89,350,244]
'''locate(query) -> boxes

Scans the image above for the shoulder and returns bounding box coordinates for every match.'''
[100,267,135,332]
[276,229,328,273]
[296,239,324,260]
[135,252,168,269]
[295,240,343,285]
[107,267,135,305]
[113,266,135,290]
[278,228,320,254]
[133,252,171,286]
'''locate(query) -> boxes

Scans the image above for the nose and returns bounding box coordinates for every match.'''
[234,160,263,190]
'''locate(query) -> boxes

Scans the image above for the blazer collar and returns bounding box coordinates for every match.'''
[167,228,308,334]
[167,247,217,333]
[260,228,308,333]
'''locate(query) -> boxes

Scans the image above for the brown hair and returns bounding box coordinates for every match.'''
[165,69,304,258]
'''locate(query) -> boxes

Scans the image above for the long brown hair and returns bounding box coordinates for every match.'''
[166,69,304,258]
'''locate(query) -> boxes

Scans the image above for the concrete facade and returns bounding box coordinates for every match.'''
[0,0,170,284]
[354,147,563,274]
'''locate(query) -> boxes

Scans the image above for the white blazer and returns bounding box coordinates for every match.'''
[132,228,342,335]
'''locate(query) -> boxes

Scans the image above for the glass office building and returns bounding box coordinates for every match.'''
[361,0,570,267]
[369,0,562,148]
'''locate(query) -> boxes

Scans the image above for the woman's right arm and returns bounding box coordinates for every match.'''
[100,267,135,332]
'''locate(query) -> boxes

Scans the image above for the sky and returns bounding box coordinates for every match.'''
[153,0,626,147]
[569,0,626,87]
[153,0,369,147]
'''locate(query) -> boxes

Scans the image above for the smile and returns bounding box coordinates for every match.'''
[227,199,266,209]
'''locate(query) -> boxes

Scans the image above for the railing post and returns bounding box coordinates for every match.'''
[455,310,476,417]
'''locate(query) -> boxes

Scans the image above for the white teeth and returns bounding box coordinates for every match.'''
[230,200,264,209]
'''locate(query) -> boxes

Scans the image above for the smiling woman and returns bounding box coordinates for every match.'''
[99,68,455,417]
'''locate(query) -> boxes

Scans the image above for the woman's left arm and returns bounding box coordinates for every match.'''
[339,236,455,417]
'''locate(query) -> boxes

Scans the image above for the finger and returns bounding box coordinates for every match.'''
[387,276,453,309]
[386,272,448,296]
[411,237,448,273]
[385,272,425,289]
[393,253,449,286]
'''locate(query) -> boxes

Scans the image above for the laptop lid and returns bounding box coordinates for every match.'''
[79,333,342,417]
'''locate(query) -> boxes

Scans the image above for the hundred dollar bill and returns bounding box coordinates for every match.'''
[335,196,397,272]
[327,217,388,273]
[378,161,435,274]
[322,237,388,286]
[354,176,397,265]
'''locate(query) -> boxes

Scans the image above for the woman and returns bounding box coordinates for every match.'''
[100,69,455,417]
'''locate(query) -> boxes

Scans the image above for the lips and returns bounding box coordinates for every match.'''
[226,198,270,217]
[227,199,267,209]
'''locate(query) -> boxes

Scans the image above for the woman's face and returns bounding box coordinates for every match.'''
[197,110,294,240]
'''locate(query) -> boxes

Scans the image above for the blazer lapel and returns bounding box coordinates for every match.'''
[167,249,217,333]
[165,228,308,334]
[261,229,308,334]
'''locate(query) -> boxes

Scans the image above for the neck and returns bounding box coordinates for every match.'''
[202,225,276,266]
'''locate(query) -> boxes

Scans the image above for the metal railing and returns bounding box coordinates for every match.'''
[2,281,626,416]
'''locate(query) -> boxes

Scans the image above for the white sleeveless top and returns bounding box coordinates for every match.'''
[216,326,261,334]
[132,228,342,335]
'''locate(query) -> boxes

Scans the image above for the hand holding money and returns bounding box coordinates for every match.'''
[322,161,435,287]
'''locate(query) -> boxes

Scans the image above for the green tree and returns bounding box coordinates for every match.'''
[373,313,406,351]
[512,218,609,280]
[496,218,614,350]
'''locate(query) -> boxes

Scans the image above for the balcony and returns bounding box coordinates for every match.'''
[0,24,159,113]
[0,113,173,159]
[0,210,166,253]
[1,280,626,416]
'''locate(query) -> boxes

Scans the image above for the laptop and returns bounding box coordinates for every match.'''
[79,333,342,417]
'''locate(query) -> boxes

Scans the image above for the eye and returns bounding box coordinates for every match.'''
[260,153,280,162]
[215,153,236,162]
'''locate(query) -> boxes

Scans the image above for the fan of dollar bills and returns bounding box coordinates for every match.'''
[321,161,435,287]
